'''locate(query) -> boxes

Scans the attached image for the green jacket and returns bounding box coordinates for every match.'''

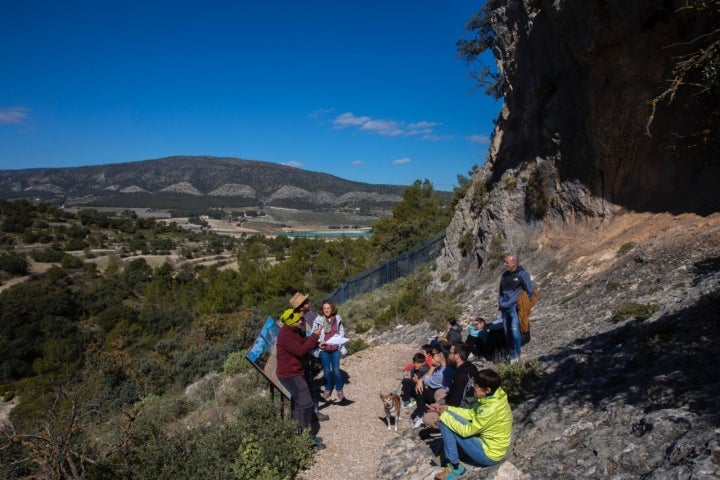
[438,386,512,461]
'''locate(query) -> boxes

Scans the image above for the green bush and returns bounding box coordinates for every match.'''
[612,303,660,323]
[345,338,370,355]
[31,248,65,263]
[471,182,489,212]
[525,161,557,219]
[0,252,28,275]
[486,235,505,270]
[353,322,371,334]
[60,253,84,269]
[497,360,540,407]
[457,232,474,257]
[94,396,311,480]
[224,350,251,375]
[617,241,637,255]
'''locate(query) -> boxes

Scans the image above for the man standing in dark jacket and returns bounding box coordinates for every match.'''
[276,308,325,449]
[424,342,478,429]
[498,252,534,364]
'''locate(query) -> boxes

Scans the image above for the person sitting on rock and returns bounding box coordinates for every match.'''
[430,369,512,480]
[465,316,489,360]
[409,346,454,428]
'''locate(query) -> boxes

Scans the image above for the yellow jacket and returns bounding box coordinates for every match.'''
[438,387,513,461]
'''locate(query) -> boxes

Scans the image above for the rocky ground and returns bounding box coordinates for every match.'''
[301,211,720,479]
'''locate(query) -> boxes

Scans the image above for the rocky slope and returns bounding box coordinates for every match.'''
[372,211,720,480]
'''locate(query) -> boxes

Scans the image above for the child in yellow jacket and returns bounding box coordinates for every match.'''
[429,369,512,480]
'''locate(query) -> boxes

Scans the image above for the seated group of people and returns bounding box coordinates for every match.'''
[400,319,513,480]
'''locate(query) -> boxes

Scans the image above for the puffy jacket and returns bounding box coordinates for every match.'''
[439,386,513,461]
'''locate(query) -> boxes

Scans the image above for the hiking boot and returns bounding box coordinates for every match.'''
[314,411,329,422]
[435,463,466,480]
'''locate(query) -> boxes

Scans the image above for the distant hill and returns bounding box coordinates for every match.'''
[0,156,408,211]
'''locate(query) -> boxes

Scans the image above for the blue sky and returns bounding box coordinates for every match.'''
[0,1,498,191]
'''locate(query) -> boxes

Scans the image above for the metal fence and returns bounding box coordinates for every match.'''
[324,230,446,304]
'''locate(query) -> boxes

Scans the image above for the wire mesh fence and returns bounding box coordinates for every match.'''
[324,230,446,304]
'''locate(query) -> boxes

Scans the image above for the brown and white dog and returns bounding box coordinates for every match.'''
[380,392,402,431]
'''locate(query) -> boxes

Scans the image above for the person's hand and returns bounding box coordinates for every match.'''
[415,382,424,394]
[427,402,439,412]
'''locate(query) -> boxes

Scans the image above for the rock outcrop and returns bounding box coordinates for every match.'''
[439,0,719,282]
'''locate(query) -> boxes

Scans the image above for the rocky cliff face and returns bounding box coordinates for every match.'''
[423,1,720,478]
[439,0,719,281]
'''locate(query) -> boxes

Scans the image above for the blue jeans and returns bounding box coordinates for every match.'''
[439,411,499,467]
[502,306,521,359]
[319,349,343,392]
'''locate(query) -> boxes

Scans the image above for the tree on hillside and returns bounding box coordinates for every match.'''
[371,179,451,259]
[456,0,505,99]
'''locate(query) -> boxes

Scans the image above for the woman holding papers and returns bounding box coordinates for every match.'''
[318,300,350,405]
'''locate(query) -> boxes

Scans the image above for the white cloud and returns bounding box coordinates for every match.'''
[351,160,365,166]
[0,107,29,124]
[331,112,443,139]
[392,157,411,165]
[282,161,304,168]
[361,119,403,137]
[467,134,491,144]
[308,107,335,119]
[333,112,371,128]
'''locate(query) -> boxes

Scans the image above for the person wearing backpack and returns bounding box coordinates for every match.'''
[424,342,479,430]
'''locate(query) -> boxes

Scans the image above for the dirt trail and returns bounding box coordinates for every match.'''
[297,344,417,480]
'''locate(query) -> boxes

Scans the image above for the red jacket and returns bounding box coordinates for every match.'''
[276,325,320,379]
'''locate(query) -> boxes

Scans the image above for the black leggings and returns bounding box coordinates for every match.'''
[410,386,438,419]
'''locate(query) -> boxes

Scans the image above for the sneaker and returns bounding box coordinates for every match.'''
[430,455,442,467]
[412,416,424,428]
[509,357,520,365]
[310,435,326,450]
[403,398,416,408]
[314,411,329,422]
[435,463,466,480]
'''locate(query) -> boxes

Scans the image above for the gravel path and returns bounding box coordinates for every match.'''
[297,344,418,480]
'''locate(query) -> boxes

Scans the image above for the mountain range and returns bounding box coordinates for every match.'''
[0,156,408,211]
